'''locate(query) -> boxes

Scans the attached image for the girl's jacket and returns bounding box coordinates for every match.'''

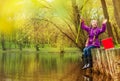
[81,21,106,47]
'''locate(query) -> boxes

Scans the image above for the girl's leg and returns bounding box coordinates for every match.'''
[82,47,89,69]
[86,45,97,67]
[87,45,96,57]
[83,47,88,58]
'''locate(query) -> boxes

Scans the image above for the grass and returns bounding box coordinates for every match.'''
[0,47,81,53]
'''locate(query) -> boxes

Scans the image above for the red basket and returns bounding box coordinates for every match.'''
[101,37,114,49]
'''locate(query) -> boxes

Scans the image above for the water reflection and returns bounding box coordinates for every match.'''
[0,52,119,81]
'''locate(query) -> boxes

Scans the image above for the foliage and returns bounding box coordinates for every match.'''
[0,0,120,51]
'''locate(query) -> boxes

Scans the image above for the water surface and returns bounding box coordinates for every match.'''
[0,52,118,81]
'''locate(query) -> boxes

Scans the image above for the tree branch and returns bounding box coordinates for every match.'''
[42,19,82,50]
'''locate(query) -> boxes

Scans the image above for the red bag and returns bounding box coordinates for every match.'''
[101,37,114,49]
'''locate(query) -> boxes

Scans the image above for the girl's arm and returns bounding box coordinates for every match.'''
[98,23,106,34]
[81,20,90,32]
[98,19,107,34]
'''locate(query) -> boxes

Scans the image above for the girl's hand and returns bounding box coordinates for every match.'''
[80,18,84,22]
[85,38,89,47]
[80,16,84,22]
[102,19,107,24]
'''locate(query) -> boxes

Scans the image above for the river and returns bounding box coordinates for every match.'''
[0,52,118,81]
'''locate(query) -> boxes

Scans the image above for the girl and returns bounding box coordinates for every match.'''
[81,19,107,69]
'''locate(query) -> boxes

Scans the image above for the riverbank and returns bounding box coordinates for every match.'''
[0,47,81,53]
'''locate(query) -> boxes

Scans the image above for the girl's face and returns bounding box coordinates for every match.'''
[91,20,97,28]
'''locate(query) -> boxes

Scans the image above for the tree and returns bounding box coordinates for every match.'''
[100,0,114,40]
[112,0,120,27]
[1,33,6,50]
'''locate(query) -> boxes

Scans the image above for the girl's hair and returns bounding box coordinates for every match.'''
[90,20,98,27]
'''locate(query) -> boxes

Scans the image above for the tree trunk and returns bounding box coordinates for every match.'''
[101,0,115,39]
[71,0,80,32]
[71,0,86,47]
[112,0,120,27]
[19,43,22,51]
[1,33,6,50]
[33,19,40,51]
[35,44,39,51]
[8,37,12,50]
[113,24,120,44]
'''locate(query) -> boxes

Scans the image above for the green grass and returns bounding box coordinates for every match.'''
[0,47,80,53]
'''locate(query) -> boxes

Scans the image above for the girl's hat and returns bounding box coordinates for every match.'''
[101,37,114,49]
